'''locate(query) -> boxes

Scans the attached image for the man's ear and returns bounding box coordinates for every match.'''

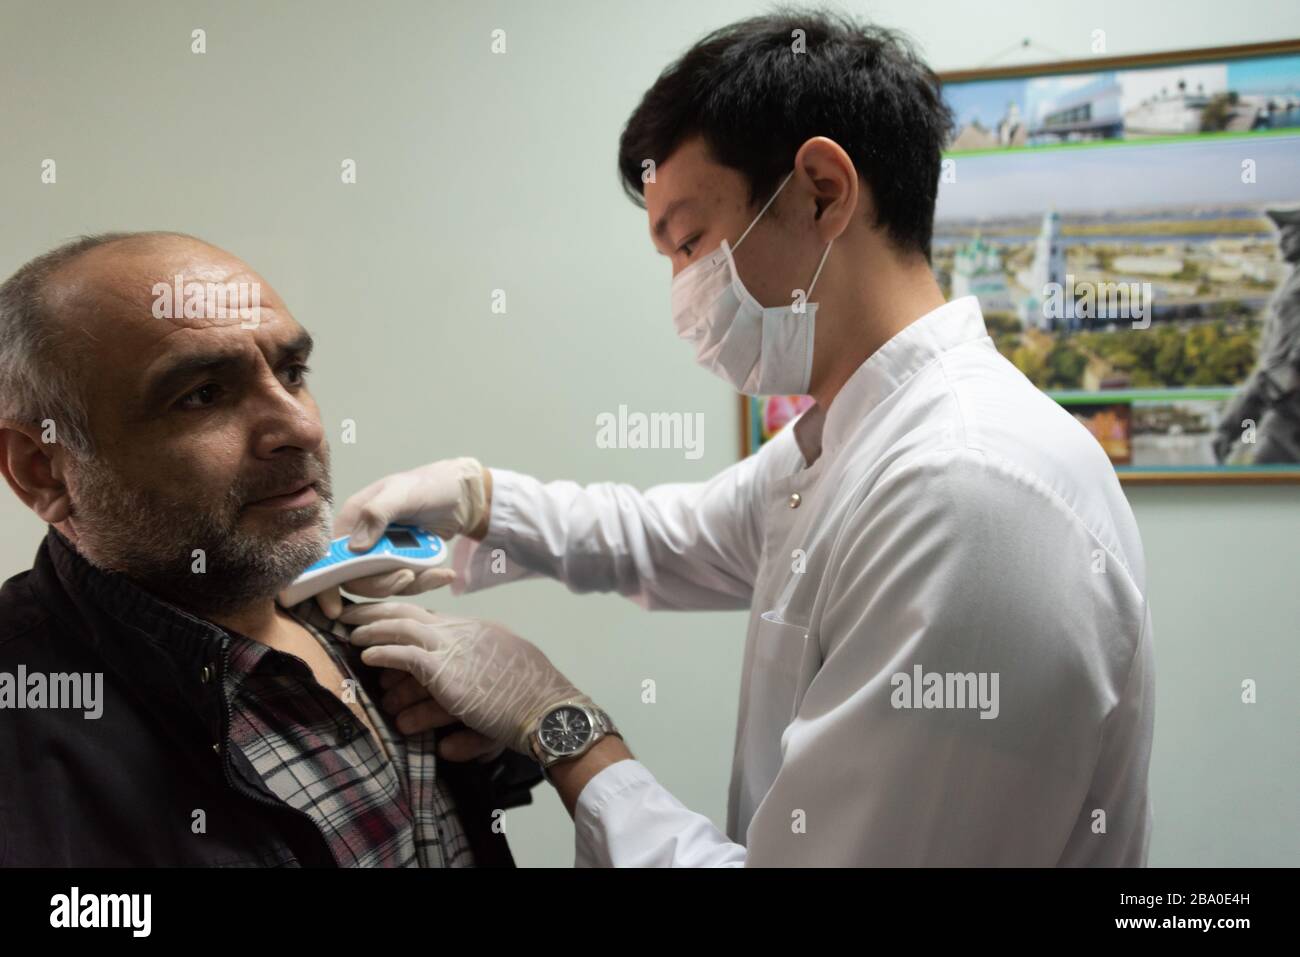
[794,136,859,242]
[0,420,74,523]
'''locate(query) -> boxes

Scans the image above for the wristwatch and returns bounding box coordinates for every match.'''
[529,700,620,780]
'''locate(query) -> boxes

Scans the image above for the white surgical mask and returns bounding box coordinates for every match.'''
[670,170,832,396]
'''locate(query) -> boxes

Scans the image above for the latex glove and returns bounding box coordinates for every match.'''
[339,601,594,757]
[336,457,489,549]
[375,667,505,763]
[310,457,488,617]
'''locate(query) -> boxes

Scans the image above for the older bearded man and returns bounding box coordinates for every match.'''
[0,232,539,867]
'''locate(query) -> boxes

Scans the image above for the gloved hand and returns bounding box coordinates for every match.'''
[337,457,490,548]
[375,664,506,762]
[308,457,490,617]
[338,601,594,757]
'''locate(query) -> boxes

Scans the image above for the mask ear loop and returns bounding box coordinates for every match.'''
[806,240,833,298]
[733,170,797,250]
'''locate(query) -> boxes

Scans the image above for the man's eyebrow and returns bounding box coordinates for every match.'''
[652,197,697,243]
[140,330,315,407]
[140,350,249,407]
[277,330,314,362]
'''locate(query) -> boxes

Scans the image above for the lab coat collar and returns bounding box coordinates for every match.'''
[794,296,988,462]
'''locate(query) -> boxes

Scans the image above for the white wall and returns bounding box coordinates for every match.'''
[2,0,1296,866]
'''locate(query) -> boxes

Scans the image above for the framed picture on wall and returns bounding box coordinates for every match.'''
[741,40,1300,483]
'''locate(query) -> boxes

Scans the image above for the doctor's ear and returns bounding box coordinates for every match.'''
[0,421,74,523]
[793,137,860,239]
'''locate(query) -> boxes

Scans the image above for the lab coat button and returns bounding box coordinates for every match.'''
[788,492,802,509]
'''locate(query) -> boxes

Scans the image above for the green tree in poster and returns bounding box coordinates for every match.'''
[1045,343,1087,389]
[1012,345,1047,387]
[1154,333,1185,385]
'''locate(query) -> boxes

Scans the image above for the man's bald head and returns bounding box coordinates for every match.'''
[0,230,218,453]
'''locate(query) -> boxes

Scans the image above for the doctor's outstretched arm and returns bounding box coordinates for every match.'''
[331,451,777,613]
[336,600,750,867]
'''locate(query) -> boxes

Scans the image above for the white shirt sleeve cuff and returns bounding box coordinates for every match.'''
[573,759,746,868]
[450,468,539,594]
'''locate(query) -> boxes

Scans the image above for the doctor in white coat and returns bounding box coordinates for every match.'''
[321,13,1155,867]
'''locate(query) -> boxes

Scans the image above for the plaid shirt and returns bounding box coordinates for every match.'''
[222,600,473,868]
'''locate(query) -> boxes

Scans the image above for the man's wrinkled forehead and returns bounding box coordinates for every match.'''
[41,238,300,409]
[47,239,292,358]
[46,238,283,334]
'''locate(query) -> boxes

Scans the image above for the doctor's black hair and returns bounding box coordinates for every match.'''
[617,8,953,261]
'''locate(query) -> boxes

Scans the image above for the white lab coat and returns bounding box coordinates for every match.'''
[452,296,1155,867]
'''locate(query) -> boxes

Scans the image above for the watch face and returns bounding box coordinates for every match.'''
[538,705,593,757]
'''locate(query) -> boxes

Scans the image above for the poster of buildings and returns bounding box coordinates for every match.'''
[933,41,1300,481]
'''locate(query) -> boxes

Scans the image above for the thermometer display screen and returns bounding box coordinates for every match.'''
[386,529,420,549]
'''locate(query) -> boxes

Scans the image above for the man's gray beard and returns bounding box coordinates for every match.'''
[65,450,333,619]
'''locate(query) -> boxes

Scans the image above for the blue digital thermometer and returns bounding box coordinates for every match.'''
[280,524,449,606]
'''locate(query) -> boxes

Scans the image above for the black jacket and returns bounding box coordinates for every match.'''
[0,528,542,867]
